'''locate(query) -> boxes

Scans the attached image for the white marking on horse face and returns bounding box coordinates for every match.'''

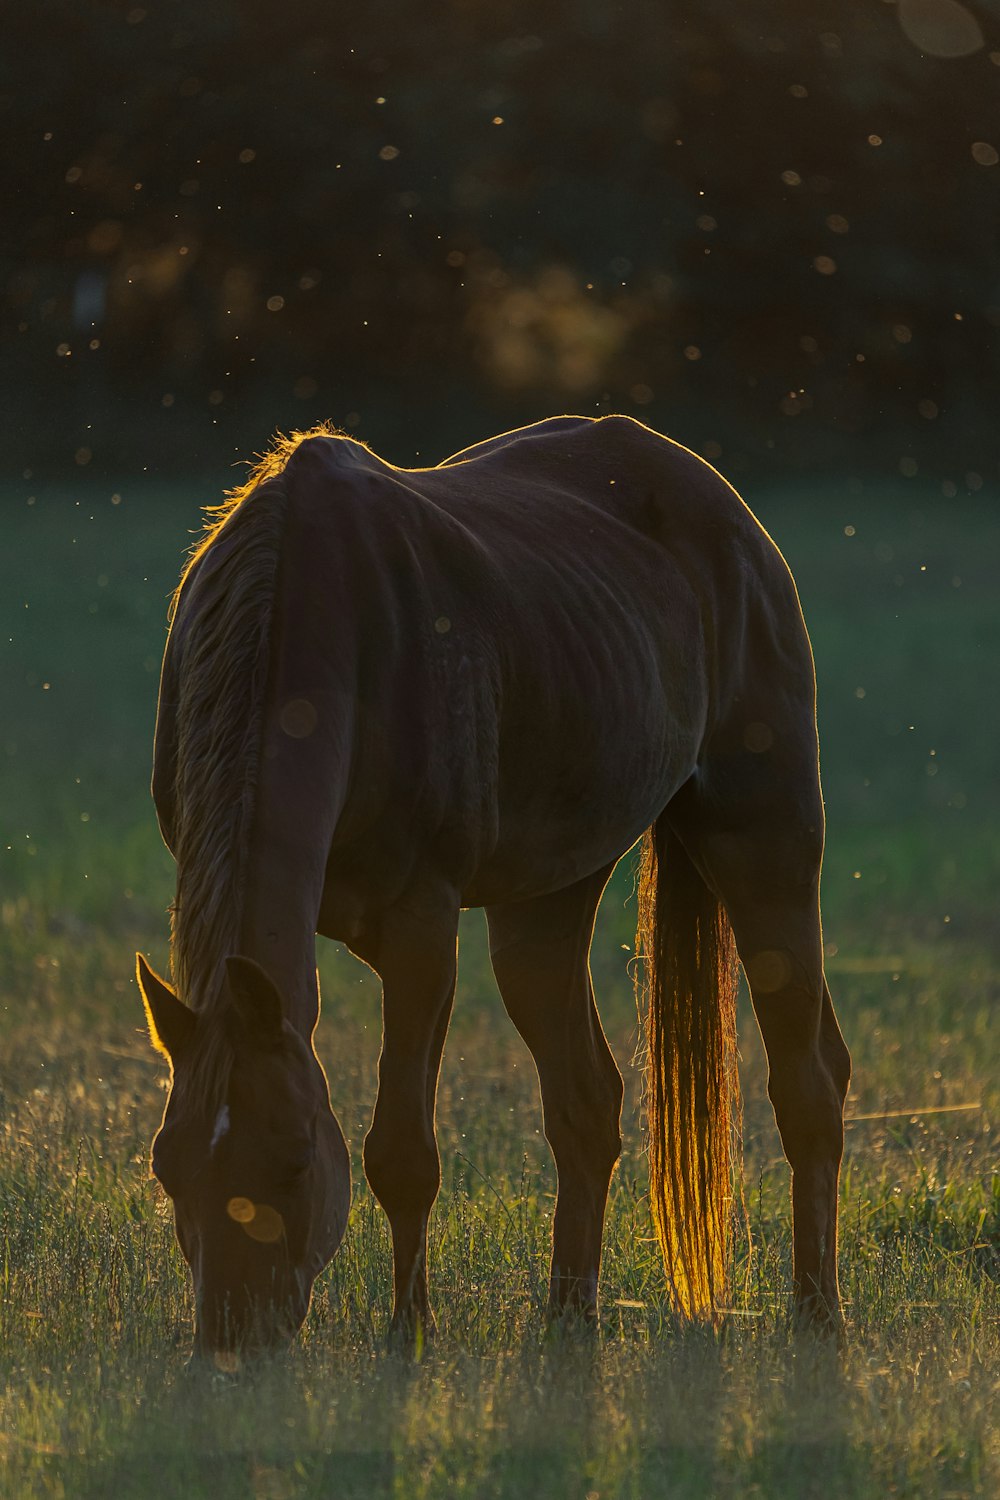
[210,1104,231,1154]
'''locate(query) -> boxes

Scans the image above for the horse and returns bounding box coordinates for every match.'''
[136,413,850,1363]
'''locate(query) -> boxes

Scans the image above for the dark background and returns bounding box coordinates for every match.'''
[4,0,999,483]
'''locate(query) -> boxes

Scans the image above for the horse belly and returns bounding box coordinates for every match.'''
[459,774,684,907]
[461,686,704,907]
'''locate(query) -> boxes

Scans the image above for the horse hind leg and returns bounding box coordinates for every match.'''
[752,954,851,1326]
[486,865,624,1318]
[669,773,851,1327]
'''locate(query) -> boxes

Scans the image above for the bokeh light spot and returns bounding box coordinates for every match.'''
[743,721,774,753]
[243,1204,284,1243]
[747,950,792,993]
[279,698,318,738]
[898,0,983,57]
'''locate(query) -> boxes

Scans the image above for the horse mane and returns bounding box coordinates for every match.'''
[169,421,349,622]
[166,423,344,1110]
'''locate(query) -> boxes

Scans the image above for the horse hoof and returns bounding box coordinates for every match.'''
[794,1293,844,1345]
[387,1310,436,1357]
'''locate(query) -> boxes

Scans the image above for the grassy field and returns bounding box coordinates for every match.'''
[1,466,998,1497]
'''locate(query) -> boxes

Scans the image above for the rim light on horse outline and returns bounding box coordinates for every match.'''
[137,414,850,1357]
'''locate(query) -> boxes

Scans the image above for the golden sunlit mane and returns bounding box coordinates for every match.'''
[166,425,348,1112]
[170,422,350,622]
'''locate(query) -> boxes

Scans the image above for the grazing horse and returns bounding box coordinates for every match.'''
[136,414,850,1361]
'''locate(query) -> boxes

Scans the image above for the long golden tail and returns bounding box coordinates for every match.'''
[636,814,740,1318]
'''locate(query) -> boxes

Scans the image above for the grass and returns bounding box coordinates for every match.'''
[1,468,998,1496]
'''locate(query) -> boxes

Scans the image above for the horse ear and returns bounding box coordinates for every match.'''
[136,954,196,1062]
[225,956,286,1047]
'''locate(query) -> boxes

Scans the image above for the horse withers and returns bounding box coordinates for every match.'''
[136,414,850,1363]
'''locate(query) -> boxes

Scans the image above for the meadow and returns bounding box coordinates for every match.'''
[1,464,998,1497]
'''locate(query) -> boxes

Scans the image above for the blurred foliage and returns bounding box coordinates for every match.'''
[3,0,1000,478]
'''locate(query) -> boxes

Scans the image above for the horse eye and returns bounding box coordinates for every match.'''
[280,1145,315,1188]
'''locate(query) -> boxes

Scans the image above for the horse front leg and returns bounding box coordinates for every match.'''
[361,898,459,1338]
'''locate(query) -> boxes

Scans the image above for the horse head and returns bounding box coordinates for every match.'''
[136,954,350,1367]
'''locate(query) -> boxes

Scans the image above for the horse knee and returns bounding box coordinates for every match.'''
[364,1112,440,1216]
[548,1117,622,1183]
[545,1061,623,1180]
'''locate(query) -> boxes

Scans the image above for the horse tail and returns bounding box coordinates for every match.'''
[636,810,740,1319]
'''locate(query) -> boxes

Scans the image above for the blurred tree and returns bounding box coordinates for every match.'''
[2,0,997,480]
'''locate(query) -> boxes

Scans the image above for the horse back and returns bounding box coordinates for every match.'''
[156,416,817,923]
